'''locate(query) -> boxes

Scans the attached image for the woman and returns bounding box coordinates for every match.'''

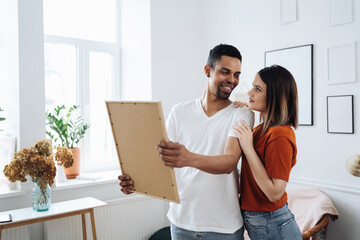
[233,65,302,240]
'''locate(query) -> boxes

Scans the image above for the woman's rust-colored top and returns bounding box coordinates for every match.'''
[240,123,297,212]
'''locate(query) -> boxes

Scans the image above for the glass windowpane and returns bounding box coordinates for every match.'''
[43,0,116,43]
[89,51,115,164]
[44,42,77,112]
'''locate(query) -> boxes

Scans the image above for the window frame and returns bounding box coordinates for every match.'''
[44,35,121,172]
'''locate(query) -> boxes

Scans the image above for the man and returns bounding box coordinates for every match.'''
[119,44,254,240]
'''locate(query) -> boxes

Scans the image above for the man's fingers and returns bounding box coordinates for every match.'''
[161,155,176,162]
[161,155,177,167]
[118,175,130,181]
[121,188,134,195]
[118,174,134,195]
[158,140,173,148]
[119,180,134,187]
[163,161,174,167]
[158,140,179,149]
[163,158,176,167]
[157,146,176,156]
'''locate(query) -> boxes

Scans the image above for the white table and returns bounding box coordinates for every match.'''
[0,197,106,240]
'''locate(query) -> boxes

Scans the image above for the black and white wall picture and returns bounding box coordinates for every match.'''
[265,44,313,126]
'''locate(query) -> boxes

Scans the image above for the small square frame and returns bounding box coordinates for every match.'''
[327,95,354,134]
[281,0,297,24]
[329,0,352,26]
[326,42,356,85]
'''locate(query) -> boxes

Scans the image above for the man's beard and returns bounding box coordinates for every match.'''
[216,87,231,100]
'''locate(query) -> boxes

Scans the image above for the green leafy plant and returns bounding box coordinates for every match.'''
[0,107,6,131]
[46,105,90,148]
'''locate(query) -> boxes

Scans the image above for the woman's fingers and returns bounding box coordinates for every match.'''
[240,120,249,128]
[233,101,249,108]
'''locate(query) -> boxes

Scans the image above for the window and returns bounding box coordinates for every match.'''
[43,0,116,43]
[0,136,18,193]
[43,0,119,172]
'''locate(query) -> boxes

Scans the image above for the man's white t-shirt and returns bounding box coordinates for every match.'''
[166,99,254,234]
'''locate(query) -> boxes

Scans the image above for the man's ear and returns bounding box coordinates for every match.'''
[204,65,212,77]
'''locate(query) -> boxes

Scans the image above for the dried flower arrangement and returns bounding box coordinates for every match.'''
[3,139,73,189]
[55,146,74,168]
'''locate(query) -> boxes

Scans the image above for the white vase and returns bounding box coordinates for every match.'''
[56,164,67,183]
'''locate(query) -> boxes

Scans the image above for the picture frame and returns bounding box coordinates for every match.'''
[326,42,356,85]
[329,0,352,26]
[281,0,297,24]
[265,44,313,126]
[327,95,354,134]
[106,101,180,203]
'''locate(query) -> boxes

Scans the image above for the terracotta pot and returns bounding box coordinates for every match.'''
[64,148,81,179]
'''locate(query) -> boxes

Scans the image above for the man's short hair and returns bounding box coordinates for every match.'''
[207,44,242,68]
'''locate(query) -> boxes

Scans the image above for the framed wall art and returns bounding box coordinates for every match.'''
[281,0,297,24]
[265,44,313,126]
[326,42,356,85]
[329,0,352,26]
[327,95,354,134]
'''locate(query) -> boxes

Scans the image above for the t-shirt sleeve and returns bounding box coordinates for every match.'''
[228,108,255,138]
[166,107,177,142]
[264,136,295,182]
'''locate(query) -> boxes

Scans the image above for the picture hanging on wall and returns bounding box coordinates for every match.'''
[281,0,297,24]
[329,0,352,26]
[265,44,313,126]
[326,42,356,85]
[327,95,354,134]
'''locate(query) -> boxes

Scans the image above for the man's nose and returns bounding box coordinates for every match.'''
[227,75,236,84]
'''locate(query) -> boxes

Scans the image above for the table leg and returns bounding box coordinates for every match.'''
[90,208,97,240]
[81,213,87,240]
[0,226,2,240]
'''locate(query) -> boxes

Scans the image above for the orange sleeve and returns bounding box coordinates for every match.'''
[264,136,295,182]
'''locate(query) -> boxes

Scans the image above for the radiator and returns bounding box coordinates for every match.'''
[1,225,30,240]
[44,196,170,240]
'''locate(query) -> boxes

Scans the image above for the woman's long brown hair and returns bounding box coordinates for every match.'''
[258,65,298,133]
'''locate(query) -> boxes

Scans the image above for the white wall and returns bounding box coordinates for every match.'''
[150,0,208,117]
[18,0,46,149]
[150,0,360,239]
[119,0,152,101]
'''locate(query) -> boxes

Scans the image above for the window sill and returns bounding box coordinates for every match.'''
[0,190,26,199]
[52,170,121,191]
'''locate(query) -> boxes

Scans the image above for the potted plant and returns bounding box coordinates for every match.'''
[46,105,89,179]
[0,107,5,132]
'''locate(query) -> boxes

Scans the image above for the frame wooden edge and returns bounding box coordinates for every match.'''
[105,101,124,175]
[157,102,180,203]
